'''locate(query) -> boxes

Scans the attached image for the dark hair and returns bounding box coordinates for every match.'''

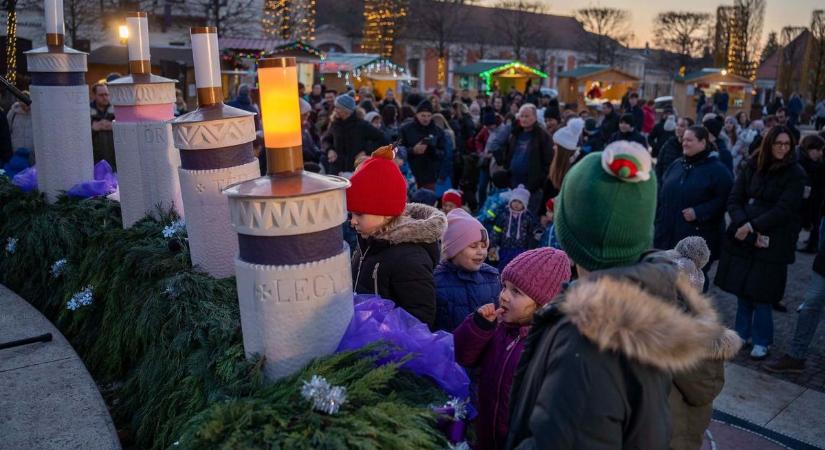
[324,89,337,96]
[757,125,797,172]
[380,103,398,126]
[630,92,639,99]
[400,105,416,121]
[776,106,788,115]
[603,101,614,110]
[685,125,710,150]
[619,113,635,126]
[800,134,825,153]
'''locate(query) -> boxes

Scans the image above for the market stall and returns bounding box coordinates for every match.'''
[557,65,639,109]
[453,60,547,95]
[320,54,413,99]
[673,68,754,120]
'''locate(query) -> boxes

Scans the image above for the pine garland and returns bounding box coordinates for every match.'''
[0,178,448,449]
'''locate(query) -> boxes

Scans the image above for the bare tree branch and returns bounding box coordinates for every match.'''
[810,10,825,102]
[575,7,633,64]
[652,11,710,69]
[492,0,546,60]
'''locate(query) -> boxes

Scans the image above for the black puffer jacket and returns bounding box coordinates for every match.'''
[506,260,734,450]
[322,113,388,173]
[351,204,446,328]
[656,136,683,182]
[715,156,806,303]
[398,119,447,186]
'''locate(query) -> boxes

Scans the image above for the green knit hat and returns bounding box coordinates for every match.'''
[554,141,657,271]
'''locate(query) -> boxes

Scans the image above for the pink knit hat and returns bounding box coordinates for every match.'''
[501,248,571,306]
[443,208,488,259]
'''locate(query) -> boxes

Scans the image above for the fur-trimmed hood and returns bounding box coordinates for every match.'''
[372,203,447,245]
[558,262,742,373]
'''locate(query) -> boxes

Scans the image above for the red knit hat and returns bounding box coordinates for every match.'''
[501,248,571,306]
[346,146,408,216]
[441,189,463,208]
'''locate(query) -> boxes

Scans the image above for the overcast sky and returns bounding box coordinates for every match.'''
[482,0,822,49]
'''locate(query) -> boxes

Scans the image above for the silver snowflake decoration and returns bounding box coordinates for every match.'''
[67,285,94,311]
[162,219,186,238]
[300,375,347,415]
[163,282,180,299]
[5,237,18,254]
[448,442,471,450]
[446,397,468,421]
[50,258,68,278]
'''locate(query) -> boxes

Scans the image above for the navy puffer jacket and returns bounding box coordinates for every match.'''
[434,261,501,332]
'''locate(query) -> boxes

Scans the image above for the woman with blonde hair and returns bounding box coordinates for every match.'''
[547,118,585,194]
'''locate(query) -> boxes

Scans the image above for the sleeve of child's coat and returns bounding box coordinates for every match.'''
[453,312,496,368]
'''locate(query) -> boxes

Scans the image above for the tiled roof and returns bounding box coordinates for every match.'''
[316,0,594,52]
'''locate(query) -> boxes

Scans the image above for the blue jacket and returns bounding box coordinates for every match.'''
[434,261,501,332]
[477,188,511,234]
[654,152,733,260]
[492,207,538,250]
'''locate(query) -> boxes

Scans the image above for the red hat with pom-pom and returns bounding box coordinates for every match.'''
[346,146,408,216]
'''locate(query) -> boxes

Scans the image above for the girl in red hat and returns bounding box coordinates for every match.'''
[348,146,447,328]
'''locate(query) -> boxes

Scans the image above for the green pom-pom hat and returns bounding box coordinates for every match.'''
[554,141,657,271]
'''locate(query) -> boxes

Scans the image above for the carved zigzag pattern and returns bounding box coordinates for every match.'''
[110,84,175,105]
[234,195,344,231]
[28,53,87,72]
[174,118,255,149]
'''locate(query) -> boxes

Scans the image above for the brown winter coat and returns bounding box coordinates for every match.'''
[669,329,741,450]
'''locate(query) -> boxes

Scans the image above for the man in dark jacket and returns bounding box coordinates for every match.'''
[507,145,734,450]
[501,104,553,214]
[322,94,388,175]
[655,117,692,182]
[398,100,446,190]
[90,83,116,170]
[648,108,675,157]
[627,92,644,130]
[600,101,620,142]
[608,113,648,147]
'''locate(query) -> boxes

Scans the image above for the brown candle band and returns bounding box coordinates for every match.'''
[197,87,223,106]
[258,57,296,68]
[129,60,151,74]
[237,227,344,266]
[46,33,64,47]
[265,145,303,174]
[180,142,255,170]
[126,11,147,17]
[190,26,218,34]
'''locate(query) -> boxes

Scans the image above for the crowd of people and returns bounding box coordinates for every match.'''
[1,73,824,448]
[324,82,825,449]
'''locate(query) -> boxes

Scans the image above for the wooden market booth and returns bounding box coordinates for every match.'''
[557,65,639,109]
[453,60,547,95]
[673,68,754,120]
[320,53,413,100]
[218,38,324,97]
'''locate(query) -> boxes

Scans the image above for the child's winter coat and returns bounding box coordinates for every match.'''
[477,187,511,234]
[454,313,528,450]
[433,261,501,332]
[492,206,537,267]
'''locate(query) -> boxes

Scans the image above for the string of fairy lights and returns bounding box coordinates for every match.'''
[361,0,407,59]
[5,0,17,84]
[262,0,316,42]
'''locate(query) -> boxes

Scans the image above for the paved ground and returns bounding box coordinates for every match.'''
[0,284,120,450]
[708,240,825,393]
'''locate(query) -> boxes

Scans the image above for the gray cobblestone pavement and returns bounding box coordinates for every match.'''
[708,250,825,393]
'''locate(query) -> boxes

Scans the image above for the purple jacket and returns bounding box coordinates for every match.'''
[454,312,529,450]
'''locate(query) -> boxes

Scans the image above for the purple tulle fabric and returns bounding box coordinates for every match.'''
[337,295,471,401]
[67,161,118,198]
[11,167,37,192]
